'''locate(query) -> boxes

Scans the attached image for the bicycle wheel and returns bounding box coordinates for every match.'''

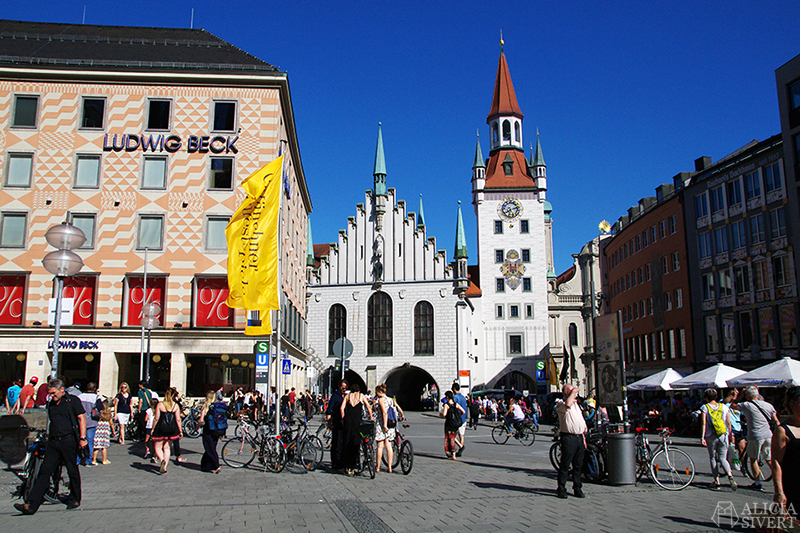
[298,440,318,471]
[549,441,561,471]
[362,442,375,479]
[582,447,603,484]
[492,425,510,445]
[221,437,256,468]
[399,441,414,475]
[650,448,695,490]
[316,423,332,450]
[307,435,325,467]
[262,436,286,473]
[519,427,535,446]
[44,464,70,504]
[183,417,201,439]
[382,438,400,469]
[742,451,773,482]
[23,457,39,502]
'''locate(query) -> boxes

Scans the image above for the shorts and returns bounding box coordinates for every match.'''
[746,437,772,462]
[458,422,466,437]
[732,430,744,441]
[145,428,152,436]
[116,413,130,425]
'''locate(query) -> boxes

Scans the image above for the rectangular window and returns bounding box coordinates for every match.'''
[702,273,715,301]
[706,315,719,354]
[643,230,649,247]
[633,303,639,319]
[651,225,657,243]
[699,232,712,258]
[637,267,643,285]
[69,213,96,249]
[142,156,167,189]
[661,256,669,275]
[146,99,172,131]
[727,179,743,206]
[674,288,682,308]
[12,95,38,128]
[0,213,26,247]
[510,305,519,318]
[731,220,746,249]
[626,273,631,290]
[74,154,101,188]
[669,215,677,234]
[520,220,529,233]
[671,252,680,271]
[522,278,531,292]
[714,227,728,253]
[769,207,786,239]
[750,214,765,244]
[695,193,709,218]
[81,97,106,129]
[663,292,671,311]
[763,162,782,193]
[635,235,641,252]
[779,305,798,348]
[644,264,651,281]
[734,264,750,294]
[759,307,775,349]
[495,249,504,263]
[719,268,733,298]
[206,216,231,251]
[753,260,769,292]
[138,215,164,250]
[739,311,754,348]
[525,304,533,318]
[496,278,505,292]
[209,158,234,190]
[194,277,234,328]
[494,220,503,234]
[632,270,637,287]
[773,255,790,287]
[521,249,530,262]
[647,297,653,315]
[508,334,522,355]
[212,101,237,132]
[710,186,725,213]
[745,171,761,200]
[496,305,503,319]
[5,153,33,187]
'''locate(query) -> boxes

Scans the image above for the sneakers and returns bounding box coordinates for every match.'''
[102,460,111,465]
[84,462,95,468]
[729,475,738,491]
[90,461,98,466]
[14,502,35,515]
[455,446,464,457]
[748,482,763,491]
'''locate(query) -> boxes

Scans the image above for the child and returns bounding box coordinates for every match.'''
[144,399,157,460]
[92,408,113,465]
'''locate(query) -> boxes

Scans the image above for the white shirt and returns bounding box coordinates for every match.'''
[556,400,587,435]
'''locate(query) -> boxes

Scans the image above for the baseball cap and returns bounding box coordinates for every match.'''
[30,376,38,384]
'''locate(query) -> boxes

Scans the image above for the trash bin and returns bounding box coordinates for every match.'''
[606,432,636,485]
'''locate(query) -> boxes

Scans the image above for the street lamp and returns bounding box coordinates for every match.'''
[43,222,85,380]
[142,301,161,383]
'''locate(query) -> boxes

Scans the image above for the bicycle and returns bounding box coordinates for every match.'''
[353,420,375,479]
[181,400,202,439]
[492,419,536,446]
[278,418,321,471]
[741,448,773,483]
[381,421,414,474]
[634,427,695,490]
[221,422,286,473]
[316,420,332,451]
[548,427,606,483]
[15,427,70,504]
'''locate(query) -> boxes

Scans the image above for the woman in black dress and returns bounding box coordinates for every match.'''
[772,386,800,518]
[339,383,372,475]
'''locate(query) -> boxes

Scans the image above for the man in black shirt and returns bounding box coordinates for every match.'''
[326,380,347,470]
[15,378,87,515]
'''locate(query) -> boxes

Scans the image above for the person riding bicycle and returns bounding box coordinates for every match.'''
[503,397,526,436]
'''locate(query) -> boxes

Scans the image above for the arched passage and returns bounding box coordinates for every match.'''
[318,368,368,397]
[383,365,438,411]
[493,371,536,393]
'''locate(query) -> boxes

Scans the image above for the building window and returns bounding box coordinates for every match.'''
[495,249,504,263]
[759,307,775,349]
[206,216,230,251]
[644,264,651,281]
[695,193,708,218]
[745,171,761,200]
[635,235,641,252]
[647,297,653,315]
[671,252,680,272]
[520,220,529,233]
[714,227,728,253]
[773,255,790,287]
[650,225,657,243]
[4,153,33,187]
[710,186,725,214]
[753,260,769,292]
[661,256,669,275]
[414,301,434,356]
[779,304,798,348]
[142,156,167,189]
[750,214,765,244]
[210,157,234,190]
[669,215,677,234]
[494,220,503,234]
[496,305,503,319]
[12,95,38,128]
[739,311,754,349]
[674,288,682,308]
[719,268,733,298]
[702,273,715,301]
[734,264,750,294]
[769,207,786,239]
[637,267,643,285]
[727,179,743,207]
[659,220,667,238]
[705,316,719,354]
[509,305,519,318]
[0,213,26,248]
[496,278,505,292]
[367,292,392,356]
[69,213,96,249]
[525,304,533,318]
[212,101,237,132]
[522,278,531,292]
[763,162,782,193]
[74,154,101,188]
[147,99,172,131]
[138,214,164,250]
[732,220,746,250]
[81,97,106,129]
[194,277,233,328]
[327,304,346,356]
[521,249,530,262]
[699,232,712,258]
[663,292,672,311]
[568,323,578,346]
[508,334,522,355]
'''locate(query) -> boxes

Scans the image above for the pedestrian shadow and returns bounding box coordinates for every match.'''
[664,515,748,532]
[470,481,557,497]
[412,452,557,479]
[129,461,160,474]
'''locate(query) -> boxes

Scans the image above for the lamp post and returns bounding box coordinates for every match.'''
[42,223,86,380]
[142,302,161,383]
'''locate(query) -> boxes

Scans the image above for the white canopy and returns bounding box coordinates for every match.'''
[670,363,745,390]
[726,357,800,388]
[627,368,685,391]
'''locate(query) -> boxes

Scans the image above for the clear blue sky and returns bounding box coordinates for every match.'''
[4,1,799,274]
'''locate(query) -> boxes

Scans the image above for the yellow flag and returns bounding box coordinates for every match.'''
[245,310,272,336]
[548,351,560,387]
[226,156,283,311]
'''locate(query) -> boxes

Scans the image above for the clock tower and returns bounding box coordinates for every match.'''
[470,40,550,392]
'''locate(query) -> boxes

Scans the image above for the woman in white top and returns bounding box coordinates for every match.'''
[374,384,395,473]
[700,388,737,491]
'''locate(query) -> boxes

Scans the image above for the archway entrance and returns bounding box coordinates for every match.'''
[383,365,438,411]
[494,371,536,393]
[317,368,367,397]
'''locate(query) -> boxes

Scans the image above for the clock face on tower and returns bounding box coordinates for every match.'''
[498,197,523,222]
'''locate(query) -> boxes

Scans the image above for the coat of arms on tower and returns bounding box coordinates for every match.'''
[500,250,526,290]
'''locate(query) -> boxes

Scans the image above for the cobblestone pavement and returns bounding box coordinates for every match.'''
[0,412,776,532]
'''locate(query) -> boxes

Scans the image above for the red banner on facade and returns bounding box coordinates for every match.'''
[63,275,96,326]
[0,275,26,325]
[126,276,166,327]
[195,277,233,328]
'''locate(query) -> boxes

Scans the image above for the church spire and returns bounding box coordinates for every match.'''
[373,122,387,196]
[454,201,468,260]
[473,131,485,169]
[533,133,546,167]
[486,40,523,154]
[418,194,426,228]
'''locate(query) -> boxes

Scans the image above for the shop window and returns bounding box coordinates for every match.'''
[0,274,26,325]
[194,277,233,328]
[124,275,166,327]
[62,275,97,326]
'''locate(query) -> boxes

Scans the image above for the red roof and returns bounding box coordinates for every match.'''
[487,52,523,120]
[556,266,576,287]
[312,243,331,269]
[484,149,535,190]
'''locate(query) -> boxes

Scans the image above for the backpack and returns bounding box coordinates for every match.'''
[386,400,397,429]
[706,403,727,436]
[207,402,229,433]
[445,402,462,432]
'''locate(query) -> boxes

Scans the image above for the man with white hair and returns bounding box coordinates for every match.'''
[555,383,587,499]
[733,386,780,491]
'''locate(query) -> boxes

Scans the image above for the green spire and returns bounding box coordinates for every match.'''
[547,265,557,279]
[473,131,485,169]
[454,201,468,259]
[373,122,387,196]
[418,194,426,228]
[306,220,315,267]
[533,133,546,167]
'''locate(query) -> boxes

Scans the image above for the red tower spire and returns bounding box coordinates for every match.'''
[487,51,524,121]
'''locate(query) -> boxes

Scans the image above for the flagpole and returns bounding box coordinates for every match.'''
[273,146,285,437]
[140,247,148,382]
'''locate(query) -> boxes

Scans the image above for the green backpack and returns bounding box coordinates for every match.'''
[706,403,727,436]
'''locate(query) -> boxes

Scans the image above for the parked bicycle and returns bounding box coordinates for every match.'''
[381,421,414,474]
[181,400,202,439]
[548,425,607,483]
[316,420,332,451]
[353,420,375,479]
[634,427,695,490]
[279,418,322,471]
[492,419,536,446]
[15,427,70,504]
[221,421,285,473]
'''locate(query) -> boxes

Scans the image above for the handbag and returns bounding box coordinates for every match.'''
[386,400,397,429]
[752,400,778,433]
[155,410,179,437]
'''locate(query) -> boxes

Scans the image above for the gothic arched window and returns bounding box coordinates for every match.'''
[569,322,579,346]
[328,304,347,356]
[414,301,434,356]
[502,120,511,141]
[368,292,392,356]
[493,122,499,143]
[514,122,520,142]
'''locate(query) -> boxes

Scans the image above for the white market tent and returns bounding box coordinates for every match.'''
[627,368,685,391]
[670,363,745,390]
[726,357,800,388]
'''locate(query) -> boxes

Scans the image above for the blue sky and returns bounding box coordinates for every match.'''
[4,1,800,274]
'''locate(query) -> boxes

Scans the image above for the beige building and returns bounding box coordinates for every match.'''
[0,20,312,399]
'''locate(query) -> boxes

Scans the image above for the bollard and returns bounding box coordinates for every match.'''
[606,432,636,485]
